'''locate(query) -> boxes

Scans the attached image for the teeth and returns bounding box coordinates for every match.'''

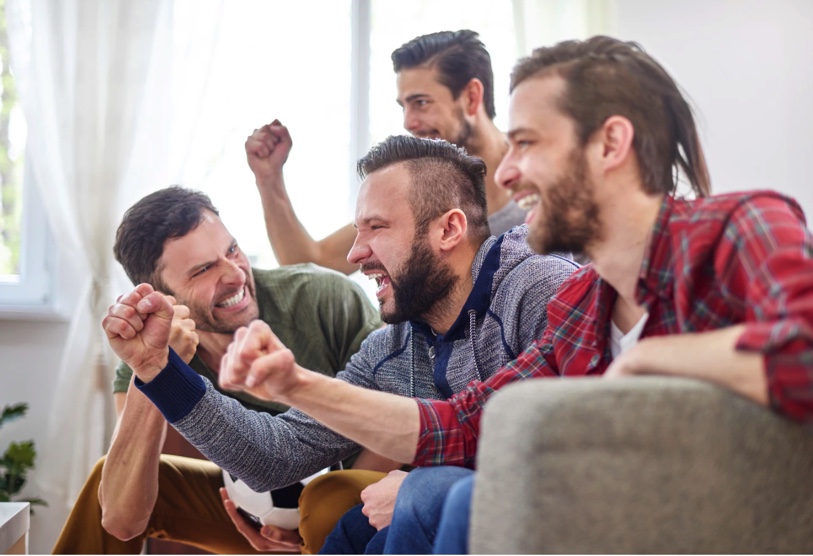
[217,288,245,308]
[516,193,541,211]
[367,272,388,292]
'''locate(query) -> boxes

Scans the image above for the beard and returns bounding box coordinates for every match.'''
[528,147,602,255]
[381,236,459,325]
[450,107,474,151]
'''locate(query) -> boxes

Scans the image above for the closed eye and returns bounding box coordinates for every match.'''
[192,265,210,277]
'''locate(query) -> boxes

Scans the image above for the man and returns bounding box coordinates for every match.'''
[120,35,813,554]
[100,137,577,552]
[52,186,383,554]
[250,30,527,276]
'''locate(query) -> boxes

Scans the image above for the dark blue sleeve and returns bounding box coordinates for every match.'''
[134,348,207,424]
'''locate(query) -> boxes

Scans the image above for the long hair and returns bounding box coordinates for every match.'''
[511,36,710,197]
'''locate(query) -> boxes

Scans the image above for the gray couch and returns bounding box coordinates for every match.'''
[471,376,813,553]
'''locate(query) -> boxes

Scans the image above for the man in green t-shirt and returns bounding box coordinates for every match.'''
[52,186,382,554]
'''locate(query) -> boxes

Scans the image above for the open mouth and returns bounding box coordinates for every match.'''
[367,272,392,297]
[515,192,542,225]
[515,192,541,211]
[215,287,246,309]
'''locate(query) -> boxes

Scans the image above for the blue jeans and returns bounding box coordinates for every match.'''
[319,504,385,554]
[433,474,475,554]
[319,466,473,554]
[384,466,474,554]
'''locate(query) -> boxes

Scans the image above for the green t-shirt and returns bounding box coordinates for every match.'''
[113,264,381,416]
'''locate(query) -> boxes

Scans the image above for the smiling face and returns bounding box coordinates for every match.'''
[496,75,602,255]
[396,66,473,148]
[347,163,457,324]
[156,211,259,334]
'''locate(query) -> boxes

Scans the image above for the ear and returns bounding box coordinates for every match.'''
[594,115,635,172]
[461,78,484,117]
[435,209,468,253]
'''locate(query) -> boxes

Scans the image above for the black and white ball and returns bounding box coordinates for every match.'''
[222,465,339,530]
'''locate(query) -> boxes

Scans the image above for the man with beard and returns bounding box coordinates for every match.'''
[99,137,577,553]
[52,186,383,554]
[247,30,529,276]
[136,36,813,554]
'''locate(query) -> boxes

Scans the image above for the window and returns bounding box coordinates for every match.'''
[177,0,520,301]
[3,1,525,312]
[0,2,54,317]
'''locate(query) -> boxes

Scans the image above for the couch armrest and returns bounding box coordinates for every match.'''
[470,376,813,554]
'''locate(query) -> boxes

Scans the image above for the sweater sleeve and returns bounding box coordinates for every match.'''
[136,348,376,491]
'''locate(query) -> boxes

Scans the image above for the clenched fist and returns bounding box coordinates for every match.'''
[245,120,293,181]
[103,284,175,382]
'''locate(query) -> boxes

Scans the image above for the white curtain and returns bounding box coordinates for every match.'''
[5,0,222,515]
[512,0,617,58]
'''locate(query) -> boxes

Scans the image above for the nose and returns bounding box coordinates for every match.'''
[221,258,245,286]
[347,232,370,266]
[495,152,520,192]
[403,108,421,134]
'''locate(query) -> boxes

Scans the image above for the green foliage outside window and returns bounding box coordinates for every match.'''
[0,0,23,277]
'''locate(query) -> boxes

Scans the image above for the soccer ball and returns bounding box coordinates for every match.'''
[222,465,339,530]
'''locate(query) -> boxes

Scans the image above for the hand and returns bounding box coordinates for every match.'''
[246,120,293,182]
[219,320,299,401]
[604,342,641,378]
[360,470,408,530]
[165,296,199,364]
[219,488,302,552]
[102,284,174,382]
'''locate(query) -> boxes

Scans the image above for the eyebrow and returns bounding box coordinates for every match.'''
[397,93,430,107]
[506,127,535,141]
[354,215,389,228]
[186,240,237,277]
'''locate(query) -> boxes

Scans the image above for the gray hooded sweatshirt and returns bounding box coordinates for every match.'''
[137,225,578,491]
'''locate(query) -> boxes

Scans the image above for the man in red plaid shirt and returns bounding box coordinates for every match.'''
[116,36,813,553]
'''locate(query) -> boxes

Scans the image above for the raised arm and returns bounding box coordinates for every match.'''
[104,284,367,492]
[99,298,198,540]
[220,321,420,463]
[99,386,167,540]
[246,121,357,275]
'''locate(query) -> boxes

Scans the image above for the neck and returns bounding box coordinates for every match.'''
[588,190,665,307]
[194,331,235,373]
[422,247,478,335]
[464,118,511,216]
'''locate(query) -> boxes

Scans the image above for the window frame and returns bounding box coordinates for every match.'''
[0,169,64,320]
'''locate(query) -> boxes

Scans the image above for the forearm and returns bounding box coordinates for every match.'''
[627,325,768,405]
[256,174,357,274]
[99,385,168,539]
[279,367,420,464]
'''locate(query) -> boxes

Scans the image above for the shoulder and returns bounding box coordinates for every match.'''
[548,264,600,309]
[672,190,805,227]
[348,322,412,369]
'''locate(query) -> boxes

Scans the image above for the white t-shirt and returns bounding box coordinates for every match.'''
[610,313,649,359]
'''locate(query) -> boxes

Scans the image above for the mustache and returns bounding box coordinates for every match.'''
[360,263,387,274]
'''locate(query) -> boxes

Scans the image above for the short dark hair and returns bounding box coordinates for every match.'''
[392,30,496,120]
[357,135,491,244]
[113,186,219,288]
[511,36,710,198]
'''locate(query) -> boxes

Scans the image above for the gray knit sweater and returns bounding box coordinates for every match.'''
[138,225,578,491]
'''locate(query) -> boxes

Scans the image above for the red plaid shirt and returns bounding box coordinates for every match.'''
[414,190,813,468]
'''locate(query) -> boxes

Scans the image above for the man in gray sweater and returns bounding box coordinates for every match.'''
[103,135,577,552]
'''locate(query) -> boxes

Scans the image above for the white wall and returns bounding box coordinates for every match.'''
[614,0,813,218]
[0,319,71,554]
[1,1,812,552]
